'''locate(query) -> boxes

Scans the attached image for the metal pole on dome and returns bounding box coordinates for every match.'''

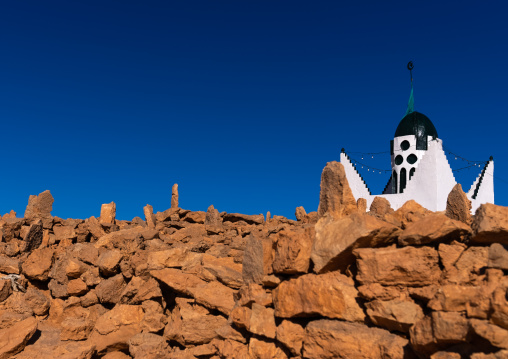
[405,61,414,115]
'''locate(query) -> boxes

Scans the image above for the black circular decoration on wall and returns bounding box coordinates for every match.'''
[400,140,410,151]
[407,154,418,164]
[395,155,403,165]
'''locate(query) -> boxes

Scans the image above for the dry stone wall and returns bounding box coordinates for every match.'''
[0,177,507,358]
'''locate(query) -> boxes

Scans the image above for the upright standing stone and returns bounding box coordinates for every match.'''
[317,161,357,220]
[205,205,221,227]
[357,198,367,213]
[24,190,54,226]
[295,206,307,222]
[100,202,116,225]
[446,183,472,225]
[143,205,156,229]
[171,184,179,209]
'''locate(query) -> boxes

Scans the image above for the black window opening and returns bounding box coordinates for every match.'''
[393,170,398,194]
[400,168,407,193]
[407,154,418,164]
[409,167,415,179]
[400,140,410,151]
[395,155,403,165]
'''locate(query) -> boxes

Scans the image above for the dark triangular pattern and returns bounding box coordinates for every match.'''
[382,175,393,194]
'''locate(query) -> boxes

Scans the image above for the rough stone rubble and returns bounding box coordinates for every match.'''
[0,170,507,358]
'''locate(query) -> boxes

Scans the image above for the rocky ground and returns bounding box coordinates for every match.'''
[1,161,508,358]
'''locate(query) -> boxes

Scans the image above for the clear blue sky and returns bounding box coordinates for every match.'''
[1,1,506,220]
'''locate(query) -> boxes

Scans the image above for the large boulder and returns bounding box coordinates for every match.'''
[397,213,471,246]
[354,246,441,286]
[272,271,364,321]
[317,161,357,220]
[150,268,235,315]
[24,190,54,223]
[242,233,273,284]
[272,226,314,274]
[22,247,54,281]
[472,203,508,244]
[88,304,143,354]
[99,202,116,225]
[311,213,400,273]
[365,298,424,333]
[0,316,37,359]
[303,319,408,359]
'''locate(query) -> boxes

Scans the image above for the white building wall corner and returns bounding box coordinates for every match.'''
[340,152,371,205]
[469,160,495,213]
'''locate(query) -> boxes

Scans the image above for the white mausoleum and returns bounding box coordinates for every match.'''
[340,110,494,213]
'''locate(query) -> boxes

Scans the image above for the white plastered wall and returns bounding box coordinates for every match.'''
[341,138,459,211]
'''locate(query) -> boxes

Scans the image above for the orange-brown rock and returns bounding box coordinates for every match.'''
[389,200,432,228]
[67,278,88,296]
[471,319,508,349]
[317,161,357,220]
[366,298,424,333]
[150,268,235,315]
[128,332,170,358]
[445,246,489,284]
[94,226,158,250]
[295,206,307,221]
[357,198,367,213]
[0,255,20,274]
[472,203,508,244]
[171,183,179,209]
[201,254,243,289]
[354,246,441,286]
[272,225,314,274]
[213,338,249,359]
[165,298,227,345]
[369,196,393,217]
[398,213,471,246]
[248,337,287,359]
[120,276,162,305]
[273,271,364,321]
[22,247,54,281]
[98,249,123,276]
[489,243,508,270]
[303,319,408,359]
[24,190,54,223]
[88,304,143,354]
[446,183,472,224]
[248,303,276,339]
[223,213,264,225]
[312,213,400,273]
[229,306,251,330]
[53,225,77,242]
[0,316,37,359]
[242,233,273,283]
[95,274,126,304]
[143,204,157,229]
[276,319,304,356]
[234,283,272,307]
[99,202,116,225]
[357,282,406,301]
[432,311,469,344]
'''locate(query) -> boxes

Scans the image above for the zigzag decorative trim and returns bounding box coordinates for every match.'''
[472,160,491,200]
[342,151,372,195]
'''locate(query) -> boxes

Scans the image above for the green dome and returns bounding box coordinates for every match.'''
[395,111,438,139]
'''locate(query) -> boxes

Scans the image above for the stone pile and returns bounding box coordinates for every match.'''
[0,167,506,358]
